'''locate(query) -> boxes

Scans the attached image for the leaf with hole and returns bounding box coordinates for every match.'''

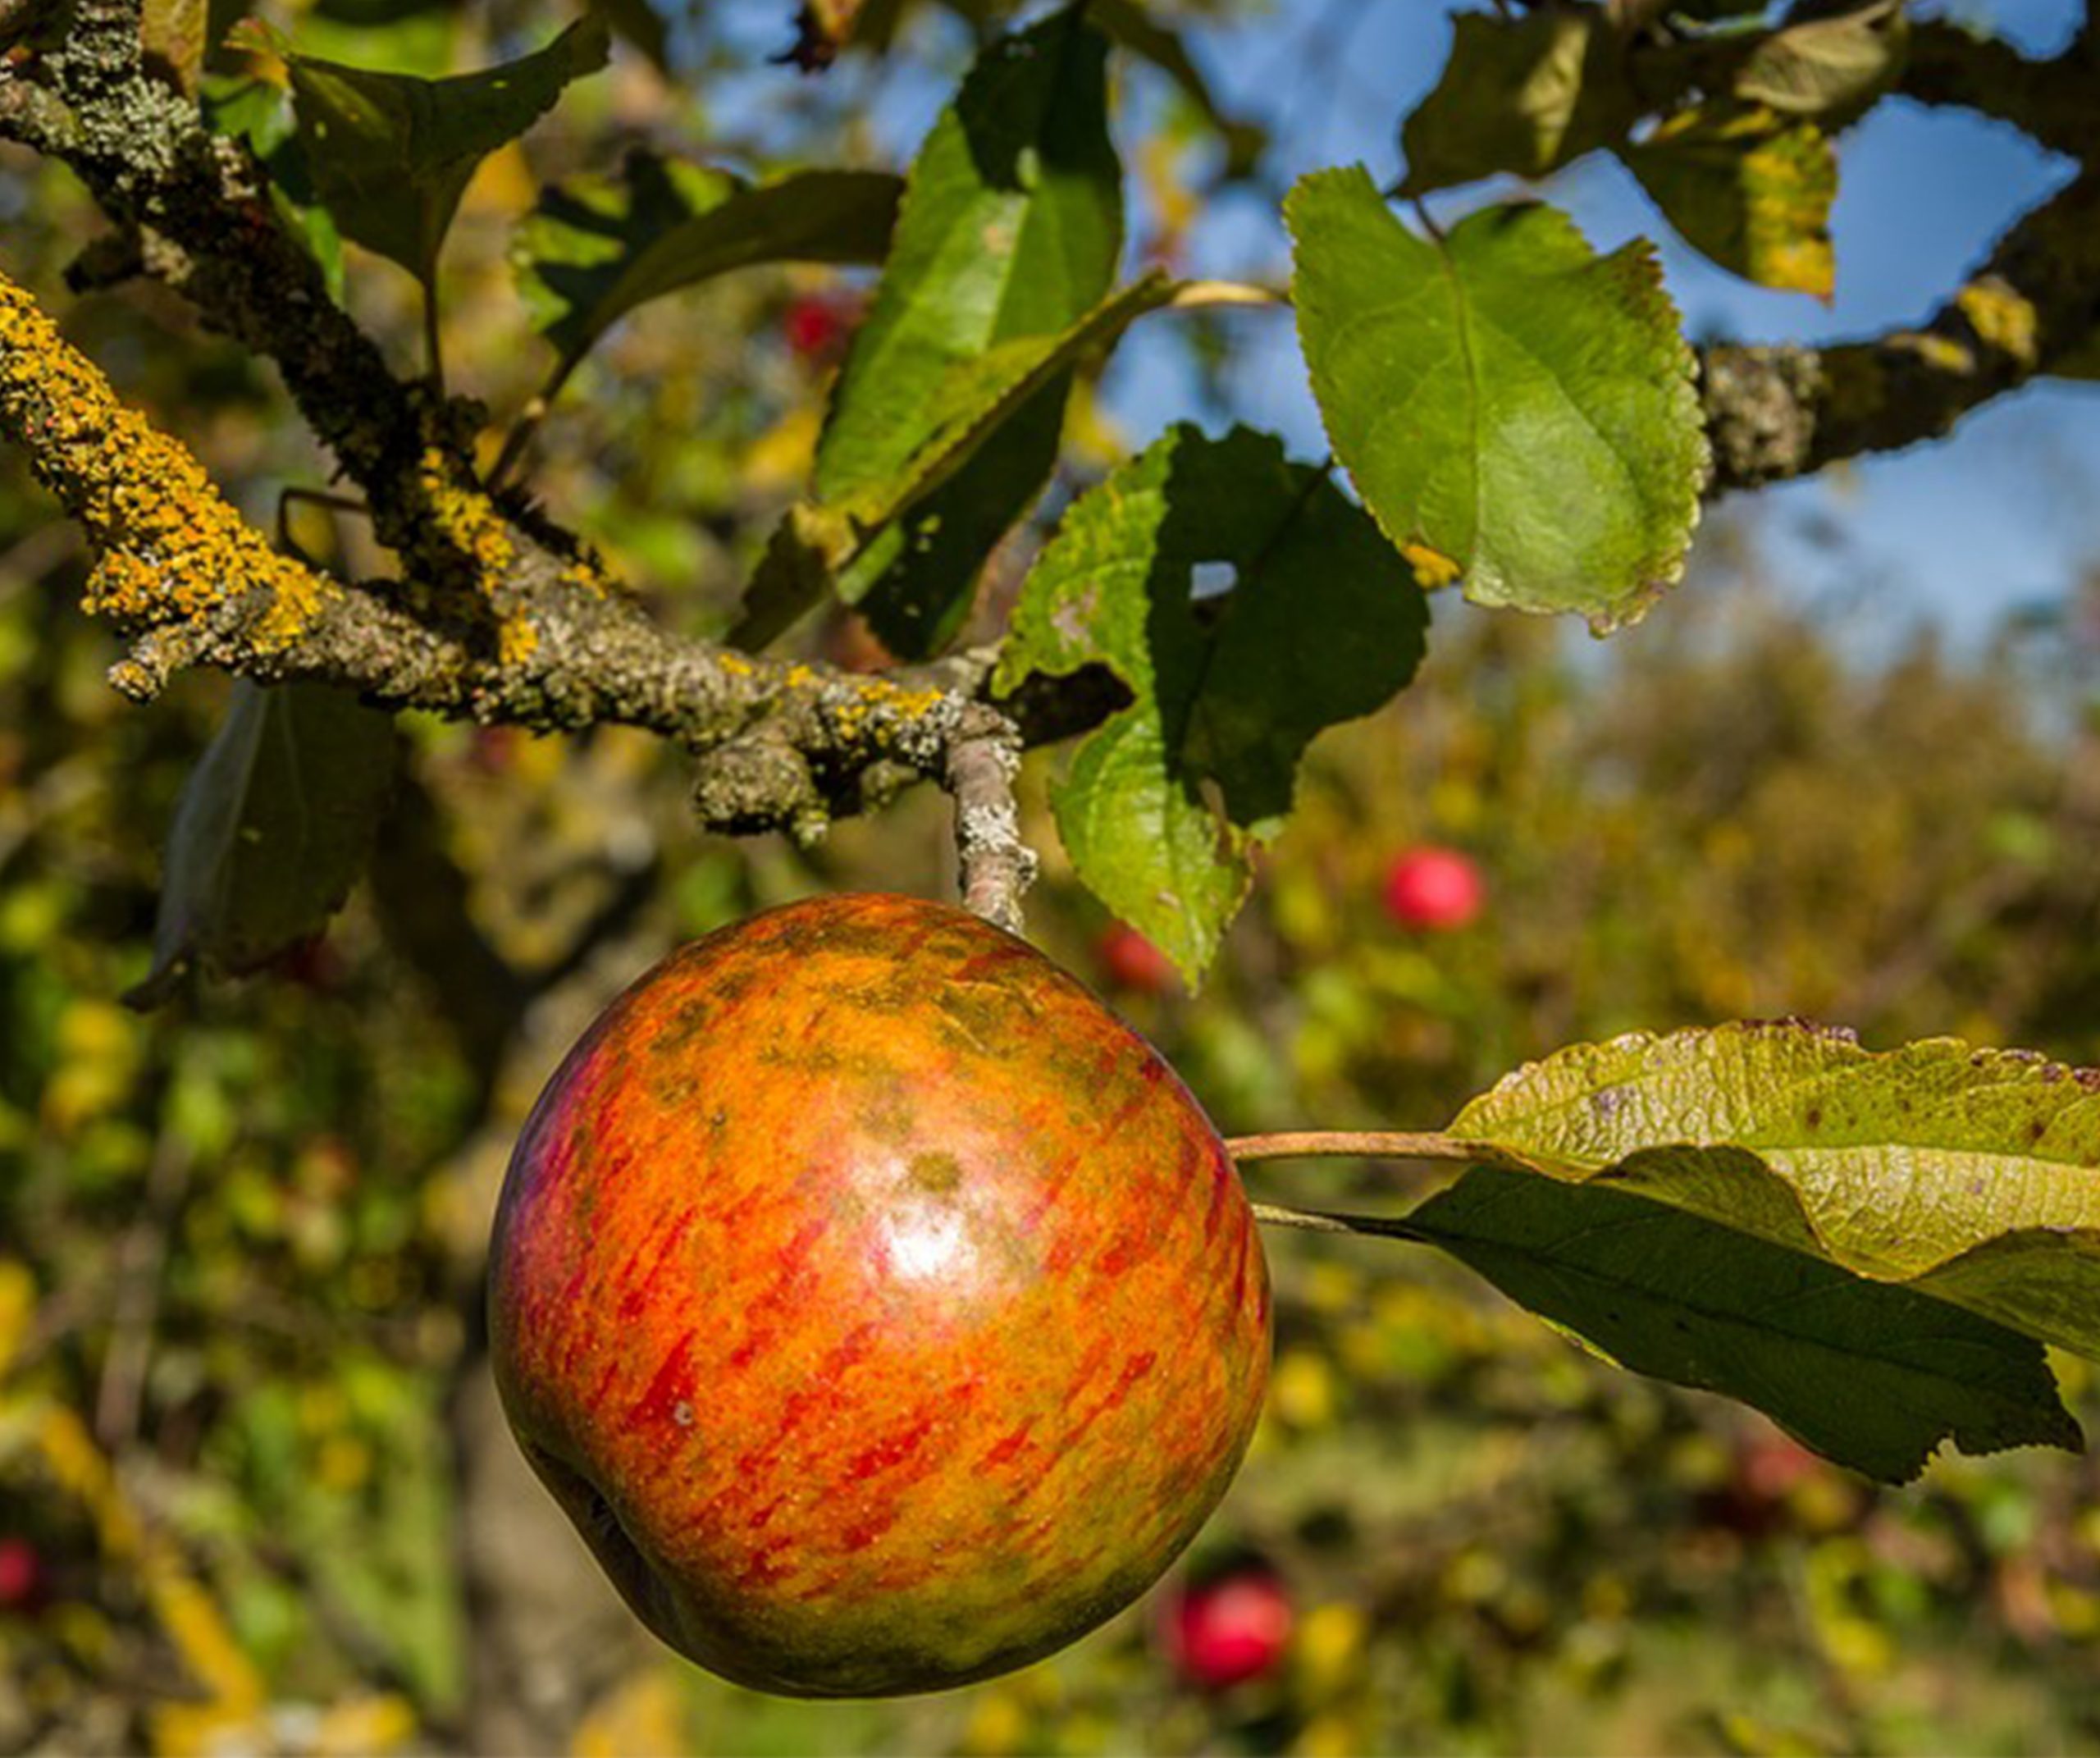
[993,424,1428,981]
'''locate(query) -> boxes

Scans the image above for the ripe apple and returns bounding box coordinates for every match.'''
[1163,1563,1294,1690]
[1381,845,1484,933]
[489,893,1271,1698]
[1095,923,1176,994]
[0,1538,44,1613]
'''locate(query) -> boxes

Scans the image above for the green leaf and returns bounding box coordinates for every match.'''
[1287,170,1707,632]
[128,683,397,1007]
[1732,0,1906,125]
[1447,1022,2100,1362]
[1623,106,1837,297]
[289,16,609,287]
[731,273,1175,651]
[514,153,902,382]
[778,2,1121,653]
[1399,6,1640,196]
[993,424,1429,981]
[1396,1167,2080,1485]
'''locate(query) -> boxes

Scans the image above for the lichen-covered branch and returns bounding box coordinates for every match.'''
[0,265,971,830]
[1701,168,2100,491]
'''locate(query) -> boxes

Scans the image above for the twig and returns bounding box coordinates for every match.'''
[943,700,1035,935]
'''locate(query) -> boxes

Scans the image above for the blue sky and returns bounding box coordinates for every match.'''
[711,0,2100,643]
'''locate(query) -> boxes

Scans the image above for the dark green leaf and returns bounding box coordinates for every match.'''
[1396,1167,2081,1485]
[128,683,397,1007]
[290,16,609,286]
[1288,170,1707,631]
[514,153,902,381]
[993,424,1429,980]
[1623,105,1837,296]
[1399,6,1639,196]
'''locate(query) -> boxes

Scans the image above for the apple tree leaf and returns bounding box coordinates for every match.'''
[142,0,210,93]
[993,424,1429,982]
[203,71,347,301]
[784,2,1122,658]
[1287,168,1707,632]
[128,682,397,1007]
[1732,0,1907,126]
[1444,1022,2100,1362]
[1340,1167,2081,1486]
[289,16,609,288]
[1623,106,1837,297]
[1399,6,1640,196]
[514,152,902,383]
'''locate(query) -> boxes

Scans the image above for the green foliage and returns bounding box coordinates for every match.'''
[997,424,1427,981]
[1287,171,1708,630]
[288,16,609,290]
[514,157,902,388]
[1447,1024,2100,1361]
[130,683,395,1006]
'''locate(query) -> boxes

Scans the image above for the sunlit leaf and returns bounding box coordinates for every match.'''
[993,424,1428,980]
[1399,6,1638,196]
[1623,106,1837,297]
[1732,0,1906,125]
[1288,169,1707,630]
[1448,1022,2100,1361]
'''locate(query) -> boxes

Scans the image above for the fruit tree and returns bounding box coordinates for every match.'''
[4,0,2100,1749]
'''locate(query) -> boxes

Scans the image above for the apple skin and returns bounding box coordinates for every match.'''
[488,893,1271,1698]
[1164,1565,1293,1690]
[1381,845,1485,933]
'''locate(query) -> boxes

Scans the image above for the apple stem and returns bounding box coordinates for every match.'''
[1226,1130,1480,1164]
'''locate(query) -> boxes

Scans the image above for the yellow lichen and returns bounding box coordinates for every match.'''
[415,445,515,589]
[497,615,540,669]
[0,268,336,653]
[1402,541,1463,590]
[1956,277,2039,368]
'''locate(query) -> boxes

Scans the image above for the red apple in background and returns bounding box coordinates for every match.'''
[489,893,1271,1697]
[782,291,861,365]
[1381,845,1484,933]
[1096,923,1176,994]
[0,1538,45,1613]
[1164,1564,1293,1690]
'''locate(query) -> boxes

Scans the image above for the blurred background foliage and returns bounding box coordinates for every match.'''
[7,0,2100,1753]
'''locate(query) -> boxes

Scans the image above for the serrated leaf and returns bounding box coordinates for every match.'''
[1394,1167,2080,1484]
[290,16,609,287]
[1623,106,1837,297]
[514,153,901,382]
[128,683,396,1007]
[1732,0,1906,124]
[1446,1022,2100,1362]
[1288,170,1707,631]
[993,424,1428,980]
[769,3,1120,654]
[1399,7,1640,196]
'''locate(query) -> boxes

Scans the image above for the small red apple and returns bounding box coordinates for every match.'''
[0,1538,45,1613]
[1381,845,1484,933]
[489,893,1271,1697]
[782,292,860,365]
[1095,923,1176,994]
[1164,1564,1293,1690]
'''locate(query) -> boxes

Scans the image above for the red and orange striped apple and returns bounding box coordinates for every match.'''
[488,893,1271,1697]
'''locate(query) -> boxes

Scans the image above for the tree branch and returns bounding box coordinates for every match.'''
[0,265,982,836]
[943,701,1035,934]
[1701,168,2100,491]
